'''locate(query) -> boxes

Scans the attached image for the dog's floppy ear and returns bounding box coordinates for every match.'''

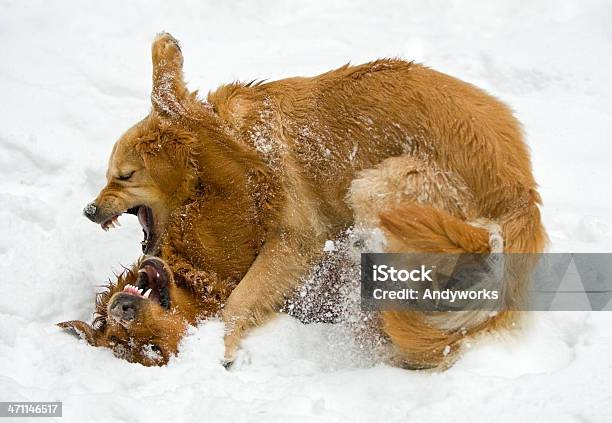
[150,32,212,120]
[57,320,97,346]
[150,32,189,117]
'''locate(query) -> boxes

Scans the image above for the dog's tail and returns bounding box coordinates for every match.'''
[376,197,546,369]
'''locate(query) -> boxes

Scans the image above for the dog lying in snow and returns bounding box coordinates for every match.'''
[66,32,547,369]
[59,200,352,366]
[59,198,242,365]
[59,255,231,366]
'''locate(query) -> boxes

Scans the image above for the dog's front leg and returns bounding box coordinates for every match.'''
[221,232,320,363]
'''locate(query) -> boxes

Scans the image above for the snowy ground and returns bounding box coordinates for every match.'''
[1,0,612,421]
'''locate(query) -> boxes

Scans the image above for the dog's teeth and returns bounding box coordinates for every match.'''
[143,289,152,299]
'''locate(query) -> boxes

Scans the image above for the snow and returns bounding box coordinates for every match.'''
[323,240,336,252]
[1,0,612,421]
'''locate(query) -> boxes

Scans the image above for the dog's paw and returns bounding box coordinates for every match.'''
[221,349,251,371]
[152,32,183,67]
[222,335,239,365]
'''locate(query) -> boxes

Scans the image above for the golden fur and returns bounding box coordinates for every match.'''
[58,199,339,366]
[58,262,234,365]
[59,261,213,366]
[67,32,546,369]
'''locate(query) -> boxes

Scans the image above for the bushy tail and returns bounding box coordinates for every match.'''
[380,204,493,254]
[377,201,546,369]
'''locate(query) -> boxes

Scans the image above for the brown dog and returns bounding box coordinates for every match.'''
[80,32,546,368]
[60,198,243,365]
[59,256,230,366]
[59,199,348,366]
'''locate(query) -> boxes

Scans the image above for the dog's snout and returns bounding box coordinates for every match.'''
[83,202,98,222]
[109,295,141,322]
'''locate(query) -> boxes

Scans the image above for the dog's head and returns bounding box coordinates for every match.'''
[82,32,264,254]
[58,257,193,366]
[83,116,199,254]
[83,32,208,254]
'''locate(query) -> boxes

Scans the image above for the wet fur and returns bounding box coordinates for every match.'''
[58,199,341,366]
[70,33,547,369]
[59,254,235,365]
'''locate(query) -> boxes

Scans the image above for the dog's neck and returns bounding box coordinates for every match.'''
[168,284,216,324]
[187,112,280,228]
[152,106,280,278]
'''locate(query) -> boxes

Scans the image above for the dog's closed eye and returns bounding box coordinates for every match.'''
[118,171,136,181]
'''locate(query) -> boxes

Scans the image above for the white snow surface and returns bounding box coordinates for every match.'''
[1,0,612,421]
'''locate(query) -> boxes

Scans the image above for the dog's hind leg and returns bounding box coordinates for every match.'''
[348,155,479,244]
[348,155,513,369]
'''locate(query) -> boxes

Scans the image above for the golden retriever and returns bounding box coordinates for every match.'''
[60,255,230,366]
[59,199,344,366]
[78,32,546,369]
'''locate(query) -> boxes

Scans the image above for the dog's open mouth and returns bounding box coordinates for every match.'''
[100,206,155,253]
[122,258,171,309]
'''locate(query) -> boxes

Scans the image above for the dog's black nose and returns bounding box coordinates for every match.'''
[83,202,97,221]
[109,294,140,322]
